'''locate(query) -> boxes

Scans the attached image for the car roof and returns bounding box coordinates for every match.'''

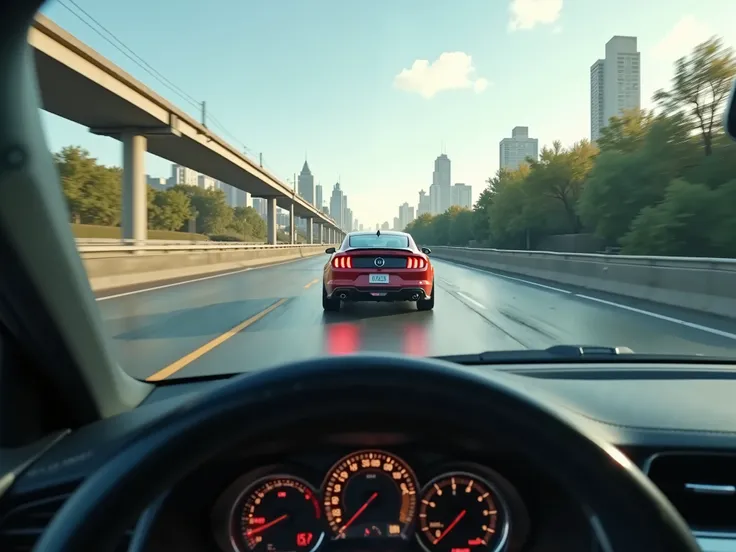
[347,230,409,237]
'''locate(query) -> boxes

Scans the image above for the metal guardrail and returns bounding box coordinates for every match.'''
[431,246,736,271]
[77,242,330,254]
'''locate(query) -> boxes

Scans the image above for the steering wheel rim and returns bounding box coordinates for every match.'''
[34,354,700,552]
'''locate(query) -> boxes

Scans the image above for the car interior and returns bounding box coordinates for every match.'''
[1,2,736,552]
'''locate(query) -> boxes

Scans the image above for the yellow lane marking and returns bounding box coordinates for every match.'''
[146,298,289,382]
[304,278,319,289]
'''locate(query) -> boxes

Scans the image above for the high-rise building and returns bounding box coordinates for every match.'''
[451,184,472,209]
[198,174,216,190]
[297,161,314,204]
[417,189,430,216]
[330,183,344,228]
[591,36,641,142]
[315,184,323,211]
[146,176,169,192]
[381,221,390,231]
[499,127,538,171]
[429,154,452,214]
[170,164,198,187]
[341,195,348,231]
[398,202,415,230]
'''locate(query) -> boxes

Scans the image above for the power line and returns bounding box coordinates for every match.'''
[57,0,201,110]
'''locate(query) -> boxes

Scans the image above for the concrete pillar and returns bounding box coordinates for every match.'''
[317,224,323,244]
[306,217,314,244]
[121,133,147,244]
[289,204,295,244]
[267,198,277,245]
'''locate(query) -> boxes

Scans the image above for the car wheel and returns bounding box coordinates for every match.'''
[322,284,340,312]
[417,283,434,311]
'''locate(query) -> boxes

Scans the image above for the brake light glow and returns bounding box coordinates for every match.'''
[406,256,427,269]
[332,256,352,269]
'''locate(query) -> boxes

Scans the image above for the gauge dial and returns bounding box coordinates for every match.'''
[234,476,325,552]
[416,472,509,552]
[322,450,418,540]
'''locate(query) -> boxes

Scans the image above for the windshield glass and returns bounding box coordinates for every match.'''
[349,234,410,249]
[37,0,736,381]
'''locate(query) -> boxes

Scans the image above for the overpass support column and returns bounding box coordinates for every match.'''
[289,204,295,244]
[306,217,314,244]
[121,133,147,245]
[267,198,277,245]
[317,224,323,244]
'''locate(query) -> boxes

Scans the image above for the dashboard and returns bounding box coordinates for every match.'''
[142,438,589,552]
[4,363,736,552]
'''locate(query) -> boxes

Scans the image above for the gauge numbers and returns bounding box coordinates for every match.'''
[322,450,418,540]
[416,472,509,552]
[235,476,324,552]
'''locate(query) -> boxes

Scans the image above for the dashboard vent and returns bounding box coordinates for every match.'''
[646,453,736,532]
[0,485,132,552]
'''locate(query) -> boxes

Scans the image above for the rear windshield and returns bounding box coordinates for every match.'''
[348,234,410,249]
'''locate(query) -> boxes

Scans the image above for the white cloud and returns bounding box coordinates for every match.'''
[652,15,711,63]
[509,0,562,31]
[393,52,490,99]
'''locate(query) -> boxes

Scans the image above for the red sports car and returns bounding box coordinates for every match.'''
[322,230,435,312]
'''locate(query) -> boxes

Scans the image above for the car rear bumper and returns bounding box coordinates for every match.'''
[328,286,430,302]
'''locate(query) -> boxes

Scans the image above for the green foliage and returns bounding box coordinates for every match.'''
[403,36,736,258]
[70,223,207,241]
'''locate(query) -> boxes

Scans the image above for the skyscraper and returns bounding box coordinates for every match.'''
[430,154,451,214]
[398,202,415,230]
[330,183,344,228]
[417,190,429,216]
[315,184,323,211]
[590,36,641,142]
[297,161,314,204]
[451,184,472,209]
[499,127,538,171]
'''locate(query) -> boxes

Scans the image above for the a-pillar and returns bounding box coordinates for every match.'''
[289,204,295,244]
[121,133,147,244]
[306,217,314,244]
[266,198,277,245]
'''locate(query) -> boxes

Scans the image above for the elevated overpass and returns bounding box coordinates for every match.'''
[29,14,342,245]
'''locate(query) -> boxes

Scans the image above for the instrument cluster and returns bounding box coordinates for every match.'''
[212,449,526,552]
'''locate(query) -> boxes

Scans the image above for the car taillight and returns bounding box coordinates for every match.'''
[406,257,427,269]
[332,256,352,269]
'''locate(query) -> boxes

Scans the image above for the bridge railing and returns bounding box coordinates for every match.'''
[77,241,333,254]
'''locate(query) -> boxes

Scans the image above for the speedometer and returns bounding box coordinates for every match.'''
[322,450,418,540]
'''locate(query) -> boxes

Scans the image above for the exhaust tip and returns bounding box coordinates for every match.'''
[411,293,420,300]
[339,293,347,300]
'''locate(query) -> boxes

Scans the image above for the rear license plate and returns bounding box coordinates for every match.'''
[369,274,389,284]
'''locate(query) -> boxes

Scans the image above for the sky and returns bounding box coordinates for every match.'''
[39,0,736,228]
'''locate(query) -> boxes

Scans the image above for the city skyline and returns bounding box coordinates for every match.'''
[38,0,732,225]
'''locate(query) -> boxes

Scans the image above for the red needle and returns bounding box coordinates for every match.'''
[339,492,378,534]
[246,514,289,536]
[433,510,467,544]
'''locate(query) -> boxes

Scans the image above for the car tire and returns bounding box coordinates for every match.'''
[417,283,434,311]
[322,285,340,312]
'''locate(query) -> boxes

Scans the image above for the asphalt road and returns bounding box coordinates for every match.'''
[96,255,736,381]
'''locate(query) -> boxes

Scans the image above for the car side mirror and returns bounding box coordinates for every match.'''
[421,247,431,255]
[325,247,336,254]
[724,79,736,139]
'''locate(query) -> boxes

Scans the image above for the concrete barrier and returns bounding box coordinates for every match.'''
[430,246,736,319]
[82,245,329,291]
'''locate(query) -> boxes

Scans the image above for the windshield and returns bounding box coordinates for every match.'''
[37,0,736,381]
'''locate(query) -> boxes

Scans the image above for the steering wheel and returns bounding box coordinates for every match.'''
[34,354,700,552]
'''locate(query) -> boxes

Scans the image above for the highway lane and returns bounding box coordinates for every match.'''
[96,255,736,381]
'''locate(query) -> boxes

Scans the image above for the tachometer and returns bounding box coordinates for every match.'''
[322,450,418,540]
[233,476,325,552]
[415,472,509,552]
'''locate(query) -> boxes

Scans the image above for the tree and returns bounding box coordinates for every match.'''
[148,188,193,231]
[171,185,232,234]
[655,37,736,156]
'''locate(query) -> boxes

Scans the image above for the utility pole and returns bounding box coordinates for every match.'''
[259,153,263,168]
[201,101,207,127]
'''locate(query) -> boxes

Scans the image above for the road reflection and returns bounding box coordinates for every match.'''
[325,319,430,356]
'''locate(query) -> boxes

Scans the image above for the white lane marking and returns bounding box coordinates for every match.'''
[457,291,486,310]
[96,256,317,301]
[575,294,736,341]
[435,259,571,294]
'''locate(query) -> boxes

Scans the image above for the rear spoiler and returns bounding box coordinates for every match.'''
[343,247,415,254]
